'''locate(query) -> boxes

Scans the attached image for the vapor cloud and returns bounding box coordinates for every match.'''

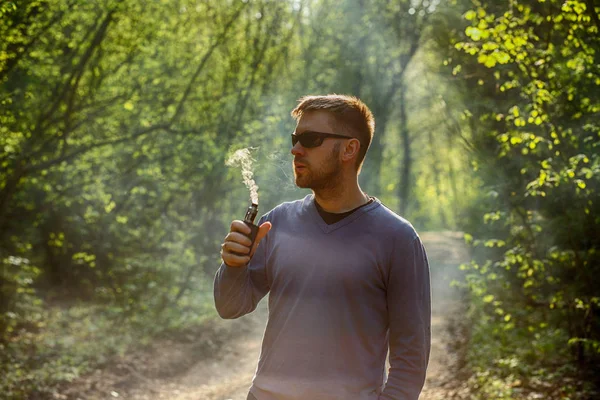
[226,148,259,204]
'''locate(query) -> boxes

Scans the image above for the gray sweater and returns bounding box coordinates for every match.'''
[214,195,431,400]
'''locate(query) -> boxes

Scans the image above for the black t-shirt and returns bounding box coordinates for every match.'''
[314,197,374,225]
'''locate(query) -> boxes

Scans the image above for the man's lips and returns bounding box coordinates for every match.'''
[294,161,307,168]
[294,162,307,172]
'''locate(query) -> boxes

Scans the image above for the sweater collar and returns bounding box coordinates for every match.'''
[302,194,381,234]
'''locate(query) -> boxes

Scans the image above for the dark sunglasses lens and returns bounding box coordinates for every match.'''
[292,132,315,148]
[301,132,321,148]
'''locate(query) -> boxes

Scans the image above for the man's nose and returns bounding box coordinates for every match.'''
[291,141,305,156]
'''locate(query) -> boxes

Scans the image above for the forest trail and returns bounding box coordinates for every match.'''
[62,231,468,400]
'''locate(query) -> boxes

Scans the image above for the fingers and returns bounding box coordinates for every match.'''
[230,220,251,236]
[221,220,272,267]
[221,248,250,268]
[222,238,251,255]
[221,220,253,267]
[250,221,272,258]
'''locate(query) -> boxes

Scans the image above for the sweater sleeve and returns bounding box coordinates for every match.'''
[213,215,271,319]
[379,236,431,400]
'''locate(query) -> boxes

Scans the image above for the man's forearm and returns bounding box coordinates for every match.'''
[213,263,256,319]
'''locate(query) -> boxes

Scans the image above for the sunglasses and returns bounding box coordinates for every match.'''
[291,131,353,148]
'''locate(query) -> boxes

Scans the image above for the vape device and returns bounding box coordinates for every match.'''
[243,203,259,249]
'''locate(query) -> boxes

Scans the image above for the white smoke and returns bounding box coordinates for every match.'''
[226,148,259,204]
[267,150,297,190]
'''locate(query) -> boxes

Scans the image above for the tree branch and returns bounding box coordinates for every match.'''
[170,3,247,125]
[24,124,169,174]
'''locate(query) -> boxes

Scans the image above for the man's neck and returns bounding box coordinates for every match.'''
[313,179,368,213]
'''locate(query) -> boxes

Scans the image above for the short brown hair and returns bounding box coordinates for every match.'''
[290,94,375,169]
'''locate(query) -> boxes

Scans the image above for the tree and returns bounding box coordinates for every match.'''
[444,0,600,396]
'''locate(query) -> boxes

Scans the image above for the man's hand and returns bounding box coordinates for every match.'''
[221,220,272,267]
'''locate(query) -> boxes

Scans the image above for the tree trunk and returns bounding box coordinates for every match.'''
[428,127,448,228]
[397,79,411,217]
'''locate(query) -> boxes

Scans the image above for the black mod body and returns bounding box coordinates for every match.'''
[244,220,259,249]
[243,203,259,251]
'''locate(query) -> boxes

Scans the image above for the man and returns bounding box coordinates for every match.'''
[214,95,431,400]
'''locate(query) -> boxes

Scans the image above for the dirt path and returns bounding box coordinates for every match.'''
[418,231,469,400]
[63,231,468,400]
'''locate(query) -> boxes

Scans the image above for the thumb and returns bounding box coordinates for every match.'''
[250,221,272,257]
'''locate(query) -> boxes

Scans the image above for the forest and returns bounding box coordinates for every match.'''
[0,0,598,399]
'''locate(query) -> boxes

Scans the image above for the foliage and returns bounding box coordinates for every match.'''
[0,0,299,396]
[446,0,600,397]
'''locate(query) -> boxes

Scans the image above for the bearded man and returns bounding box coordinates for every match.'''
[214,94,431,400]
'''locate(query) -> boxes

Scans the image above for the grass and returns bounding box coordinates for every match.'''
[0,283,218,399]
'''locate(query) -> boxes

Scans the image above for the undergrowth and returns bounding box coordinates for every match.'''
[0,290,216,399]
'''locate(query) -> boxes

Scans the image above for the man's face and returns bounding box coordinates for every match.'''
[291,110,346,190]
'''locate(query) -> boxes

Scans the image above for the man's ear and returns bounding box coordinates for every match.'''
[341,138,361,162]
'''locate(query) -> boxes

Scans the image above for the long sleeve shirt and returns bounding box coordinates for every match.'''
[214,194,431,400]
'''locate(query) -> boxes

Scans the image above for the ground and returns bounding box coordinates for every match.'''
[60,231,469,400]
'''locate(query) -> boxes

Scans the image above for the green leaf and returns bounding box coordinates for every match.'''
[465,10,477,21]
[464,233,474,244]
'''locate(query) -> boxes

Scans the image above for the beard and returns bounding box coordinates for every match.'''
[294,143,343,191]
